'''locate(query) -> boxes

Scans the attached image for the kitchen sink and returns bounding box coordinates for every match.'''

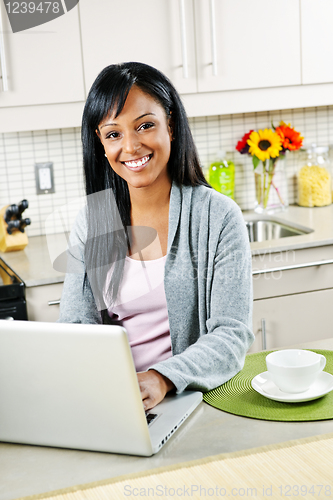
[244,216,313,243]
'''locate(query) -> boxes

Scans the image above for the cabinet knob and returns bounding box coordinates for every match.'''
[0,2,8,91]
[209,0,218,76]
[48,299,61,306]
[252,258,333,275]
[179,0,189,78]
[261,318,267,350]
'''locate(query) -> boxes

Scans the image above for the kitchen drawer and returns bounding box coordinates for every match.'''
[250,288,333,353]
[26,282,63,322]
[252,245,333,300]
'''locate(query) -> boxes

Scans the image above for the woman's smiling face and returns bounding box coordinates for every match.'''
[97,85,173,192]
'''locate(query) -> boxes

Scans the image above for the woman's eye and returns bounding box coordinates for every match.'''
[106,131,120,139]
[139,122,154,131]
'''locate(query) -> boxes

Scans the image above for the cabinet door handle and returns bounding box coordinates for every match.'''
[48,299,61,306]
[209,0,218,76]
[252,258,333,275]
[0,2,8,91]
[179,0,189,78]
[261,318,267,350]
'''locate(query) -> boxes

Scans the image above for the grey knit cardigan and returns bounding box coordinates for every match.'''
[58,182,254,393]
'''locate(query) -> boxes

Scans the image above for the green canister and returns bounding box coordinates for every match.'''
[208,151,235,199]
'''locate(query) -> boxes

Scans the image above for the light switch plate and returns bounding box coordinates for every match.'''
[35,162,55,195]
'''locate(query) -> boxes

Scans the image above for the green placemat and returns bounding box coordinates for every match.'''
[203,349,333,421]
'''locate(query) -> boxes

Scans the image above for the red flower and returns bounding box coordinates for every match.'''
[275,122,303,152]
[236,130,254,154]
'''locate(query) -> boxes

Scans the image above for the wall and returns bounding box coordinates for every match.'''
[0,128,83,236]
[1,105,333,237]
[190,105,333,210]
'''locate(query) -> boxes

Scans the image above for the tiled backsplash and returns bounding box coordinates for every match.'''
[190,105,333,211]
[0,128,84,237]
[1,106,333,236]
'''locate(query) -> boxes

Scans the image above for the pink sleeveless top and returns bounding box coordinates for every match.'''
[107,255,172,372]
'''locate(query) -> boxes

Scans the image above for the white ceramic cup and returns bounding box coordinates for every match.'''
[265,349,326,394]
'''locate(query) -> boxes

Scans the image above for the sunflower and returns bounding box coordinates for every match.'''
[275,121,303,151]
[247,128,282,162]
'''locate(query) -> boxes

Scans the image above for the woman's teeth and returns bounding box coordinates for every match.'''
[124,155,150,168]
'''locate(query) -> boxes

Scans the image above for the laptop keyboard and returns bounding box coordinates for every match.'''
[145,412,158,426]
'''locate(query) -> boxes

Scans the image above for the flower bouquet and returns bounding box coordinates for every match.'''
[236,122,303,213]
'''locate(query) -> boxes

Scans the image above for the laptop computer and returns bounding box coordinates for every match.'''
[0,320,202,456]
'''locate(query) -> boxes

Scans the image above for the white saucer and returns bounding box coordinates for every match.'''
[251,371,333,403]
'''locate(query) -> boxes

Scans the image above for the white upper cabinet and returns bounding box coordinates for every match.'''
[0,4,85,108]
[2,0,333,131]
[193,0,301,93]
[301,0,333,84]
[79,0,197,96]
[80,0,302,98]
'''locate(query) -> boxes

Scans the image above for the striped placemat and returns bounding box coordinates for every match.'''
[17,432,333,500]
[203,349,333,421]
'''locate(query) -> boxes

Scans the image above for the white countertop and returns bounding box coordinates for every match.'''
[1,204,333,287]
[0,234,64,287]
[243,203,333,255]
[1,336,333,500]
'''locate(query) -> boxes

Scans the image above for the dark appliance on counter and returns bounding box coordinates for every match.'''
[0,259,27,321]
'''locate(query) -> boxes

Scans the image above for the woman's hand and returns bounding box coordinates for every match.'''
[137,369,175,410]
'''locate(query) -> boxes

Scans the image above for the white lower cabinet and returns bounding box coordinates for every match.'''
[250,288,333,353]
[26,282,63,322]
[249,245,333,353]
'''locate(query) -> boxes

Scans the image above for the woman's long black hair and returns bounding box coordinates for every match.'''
[81,62,209,311]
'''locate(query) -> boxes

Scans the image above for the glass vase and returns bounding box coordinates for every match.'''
[254,156,288,214]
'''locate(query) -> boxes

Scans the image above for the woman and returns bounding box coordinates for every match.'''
[59,62,254,410]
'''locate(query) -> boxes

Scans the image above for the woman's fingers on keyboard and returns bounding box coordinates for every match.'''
[137,370,168,410]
